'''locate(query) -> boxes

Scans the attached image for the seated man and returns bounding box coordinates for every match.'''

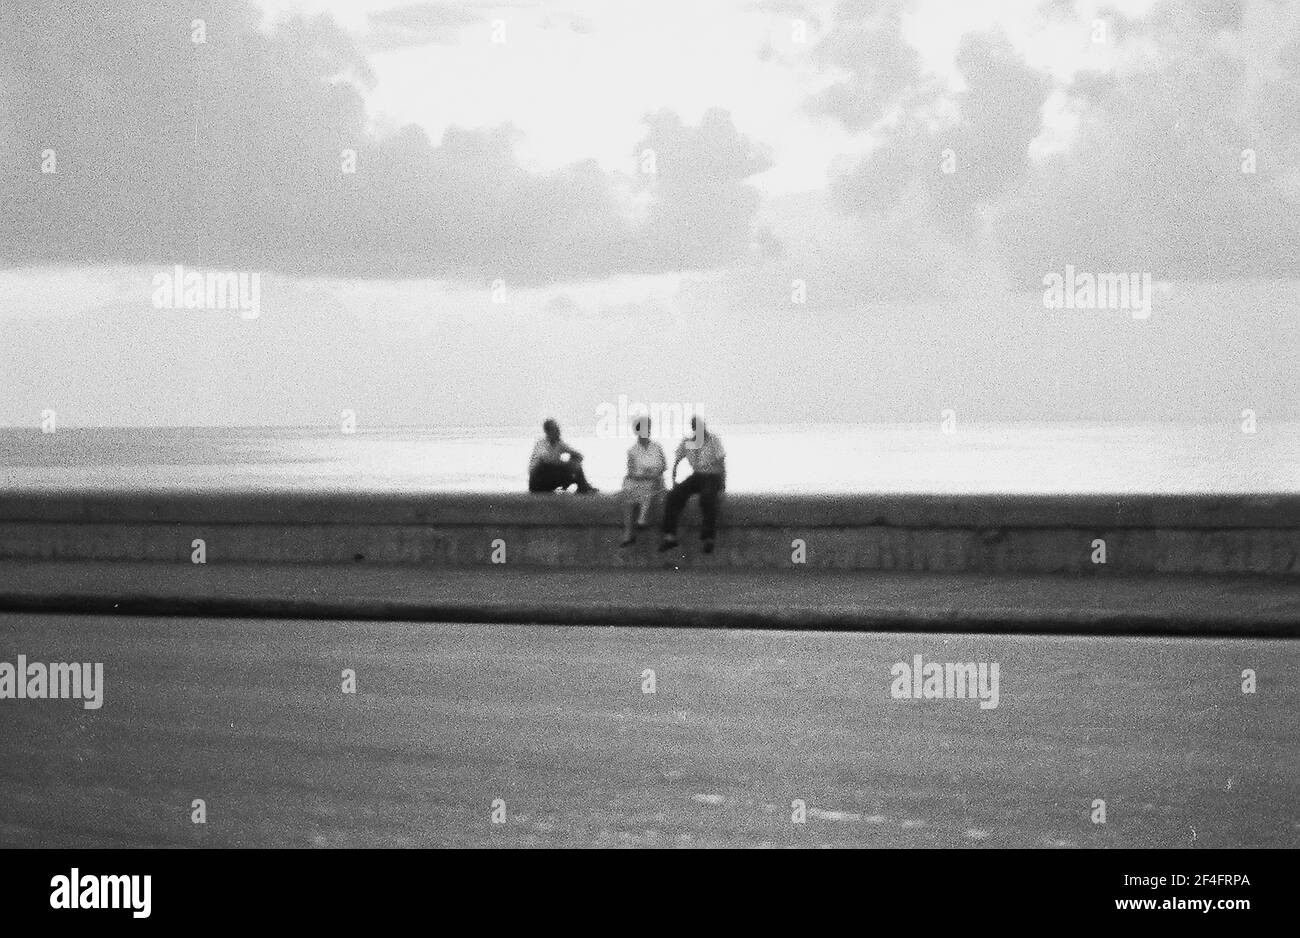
[658,416,725,554]
[528,419,597,493]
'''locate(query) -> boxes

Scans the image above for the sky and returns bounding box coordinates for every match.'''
[0,0,1297,427]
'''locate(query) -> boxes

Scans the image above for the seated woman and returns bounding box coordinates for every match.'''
[620,416,666,546]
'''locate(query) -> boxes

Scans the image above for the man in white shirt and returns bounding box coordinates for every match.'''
[658,416,725,554]
[528,419,597,493]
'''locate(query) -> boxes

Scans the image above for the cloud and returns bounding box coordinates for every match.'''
[807,0,927,132]
[829,33,1050,240]
[632,109,777,271]
[746,0,825,31]
[364,3,481,51]
[995,16,1300,283]
[807,0,1300,287]
[0,0,774,283]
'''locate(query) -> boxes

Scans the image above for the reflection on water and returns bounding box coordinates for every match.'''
[0,423,1296,493]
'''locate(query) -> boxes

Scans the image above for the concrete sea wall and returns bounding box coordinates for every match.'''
[0,491,1296,576]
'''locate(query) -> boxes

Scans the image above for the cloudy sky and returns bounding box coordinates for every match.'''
[1,0,1297,427]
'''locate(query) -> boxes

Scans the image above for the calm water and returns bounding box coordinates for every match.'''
[0,424,1296,494]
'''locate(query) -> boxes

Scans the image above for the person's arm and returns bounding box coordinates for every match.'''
[626,450,635,478]
[562,441,583,462]
[669,441,685,485]
[643,445,667,483]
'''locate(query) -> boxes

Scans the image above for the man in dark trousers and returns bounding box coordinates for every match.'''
[528,418,597,493]
[658,416,725,553]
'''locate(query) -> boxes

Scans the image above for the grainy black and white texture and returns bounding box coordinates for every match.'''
[0,1,1297,852]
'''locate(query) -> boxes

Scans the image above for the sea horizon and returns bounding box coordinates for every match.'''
[3,421,1296,495]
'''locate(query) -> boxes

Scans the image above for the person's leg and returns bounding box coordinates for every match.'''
[660,474,699,543]
[637,492,656,528]
[659,485,686,537]
[622,500,638,544]
[698,475,721,545]
[570,461,596,493]
[529,465,562,492]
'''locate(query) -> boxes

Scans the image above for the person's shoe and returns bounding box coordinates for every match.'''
[619,535,636,547]
[702,538,716,554]
[657,535,678,552]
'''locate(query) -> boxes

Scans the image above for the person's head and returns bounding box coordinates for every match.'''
[690,416,707,440]
[633,415,651,443]
[543,419,560,444]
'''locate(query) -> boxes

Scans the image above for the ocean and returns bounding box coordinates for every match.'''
[2,423,1296,494]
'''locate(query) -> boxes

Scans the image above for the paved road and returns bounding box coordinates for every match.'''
[0,614,1296,847]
